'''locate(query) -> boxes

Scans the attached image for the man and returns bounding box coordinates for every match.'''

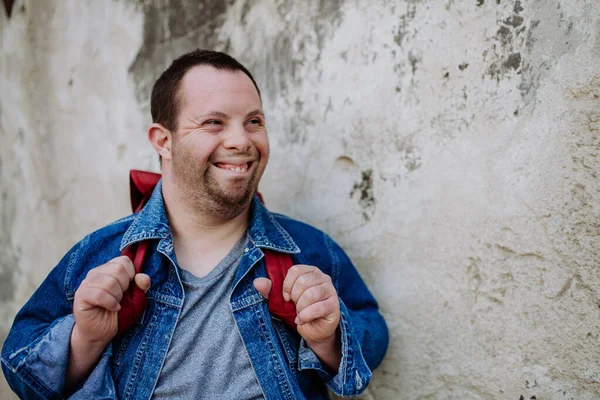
[2,50,388,399]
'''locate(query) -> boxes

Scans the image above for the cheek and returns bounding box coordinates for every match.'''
[253,133,270,161]
[177,136,220,164]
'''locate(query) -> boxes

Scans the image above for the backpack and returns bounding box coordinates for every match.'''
[117,170,297,337]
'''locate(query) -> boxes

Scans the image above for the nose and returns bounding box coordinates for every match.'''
[223,123,251,152]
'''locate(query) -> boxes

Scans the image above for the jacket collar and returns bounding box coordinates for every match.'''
[120,179,300,254]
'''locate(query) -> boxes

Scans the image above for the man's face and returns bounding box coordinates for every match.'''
[169,66,269,217]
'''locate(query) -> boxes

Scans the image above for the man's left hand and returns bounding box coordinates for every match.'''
[254,264,341,370]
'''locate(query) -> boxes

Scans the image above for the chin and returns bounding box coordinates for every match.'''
[210,185,255,207]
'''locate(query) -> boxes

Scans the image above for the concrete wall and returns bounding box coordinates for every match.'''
[1,0,599,398]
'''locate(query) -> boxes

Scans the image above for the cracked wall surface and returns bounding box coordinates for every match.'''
[1,0,600,399]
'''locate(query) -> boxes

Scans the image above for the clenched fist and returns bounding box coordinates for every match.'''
[254,264,341,370]
[73,256,151,344]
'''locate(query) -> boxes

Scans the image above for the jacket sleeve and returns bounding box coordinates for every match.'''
[297,233,389,397]
[1,239,117,400]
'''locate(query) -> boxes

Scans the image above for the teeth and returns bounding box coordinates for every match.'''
[229,166,247,173]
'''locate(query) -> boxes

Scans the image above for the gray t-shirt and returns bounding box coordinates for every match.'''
[152,235,264,399]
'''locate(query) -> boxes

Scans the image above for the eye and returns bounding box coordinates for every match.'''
[204,120,223,126]
[247,118,263,126]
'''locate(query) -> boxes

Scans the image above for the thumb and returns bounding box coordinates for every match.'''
[134,273,151,293]
[253,278,272,299]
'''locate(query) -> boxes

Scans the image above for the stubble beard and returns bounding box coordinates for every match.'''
[172,149,261,220]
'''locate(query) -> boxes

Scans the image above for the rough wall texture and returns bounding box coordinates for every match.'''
[1,0,599,399]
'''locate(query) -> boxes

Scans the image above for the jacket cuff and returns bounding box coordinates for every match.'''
[297,299,372,396]
[2,314,75,398]
[2,314,116,399]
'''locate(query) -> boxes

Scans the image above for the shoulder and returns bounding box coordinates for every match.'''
[270,212,329,244]
[269,211,348,265]
[78,213,137,253]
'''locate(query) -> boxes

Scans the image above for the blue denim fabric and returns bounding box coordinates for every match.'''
[2,181,389,399]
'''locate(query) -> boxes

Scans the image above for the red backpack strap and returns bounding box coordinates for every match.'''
[116,171,160,338]
[264,250,297,331]
[117,241,149,336]
[129,170,161,212]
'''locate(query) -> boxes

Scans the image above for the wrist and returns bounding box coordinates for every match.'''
[305,329,342,372]
[71,324,111,352]
[306,332,339,353]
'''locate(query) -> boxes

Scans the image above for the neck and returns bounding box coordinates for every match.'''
[162,178,250,252]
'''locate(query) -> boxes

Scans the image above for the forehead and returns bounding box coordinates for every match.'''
[178,66,261,113]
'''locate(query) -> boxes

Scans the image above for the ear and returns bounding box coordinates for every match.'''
[148,123,173,162]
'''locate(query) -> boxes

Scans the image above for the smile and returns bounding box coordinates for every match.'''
[213,161,252,174]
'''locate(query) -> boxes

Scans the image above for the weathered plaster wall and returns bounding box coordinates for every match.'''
[1,0,599,398]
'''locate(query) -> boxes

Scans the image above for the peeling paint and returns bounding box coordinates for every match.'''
[128,0,231,106]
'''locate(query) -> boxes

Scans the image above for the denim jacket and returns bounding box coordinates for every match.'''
[2,181,389,399]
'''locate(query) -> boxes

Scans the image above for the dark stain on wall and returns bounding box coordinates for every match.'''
[393,4,417,48]
[255,0,344,145]
[483,0,577,112]
[350,169,376,221]
[128,0,345,147]
[502,52,521,70]
[485,1,528,81]
[127,0,232,107]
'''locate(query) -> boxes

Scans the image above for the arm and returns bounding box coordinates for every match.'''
[1,244,150,399]
[298,234,389,396]
[2,242,84,399]
[254,233,388,396]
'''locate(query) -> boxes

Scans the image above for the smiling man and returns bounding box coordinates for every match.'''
[2,50,389,399]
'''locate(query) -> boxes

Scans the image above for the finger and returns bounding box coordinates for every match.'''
[294,283,332,314]
[84,274,126,302]
[282,265,319,302]
[253,278,272,299]
[107,256,136,280]
[290,271,331,304]
[88,256,135,285]
[295,297,338,325]
[77,287,121,313]
[134,273,151,293]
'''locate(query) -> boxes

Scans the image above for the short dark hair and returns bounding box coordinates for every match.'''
[150,49,261,132]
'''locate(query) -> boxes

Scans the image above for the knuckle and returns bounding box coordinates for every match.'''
[85,274,101,286]
[115,255,130,264]
[112,262,127,276]
[91,290,105,304]
[86,267,99,279]
[311,302,325,317]
[327,297,339,311]
[288,265,301,276]
[308,286,322,302]
[297,275,309,288]
[108,276,122,293]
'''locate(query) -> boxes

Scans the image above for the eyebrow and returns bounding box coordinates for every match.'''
[195,111,229,120]
[194,110,265,121]
[245,110,265,119]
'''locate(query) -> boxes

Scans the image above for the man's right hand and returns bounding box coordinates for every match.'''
[66,256,151,394]
[72,255,151,345]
